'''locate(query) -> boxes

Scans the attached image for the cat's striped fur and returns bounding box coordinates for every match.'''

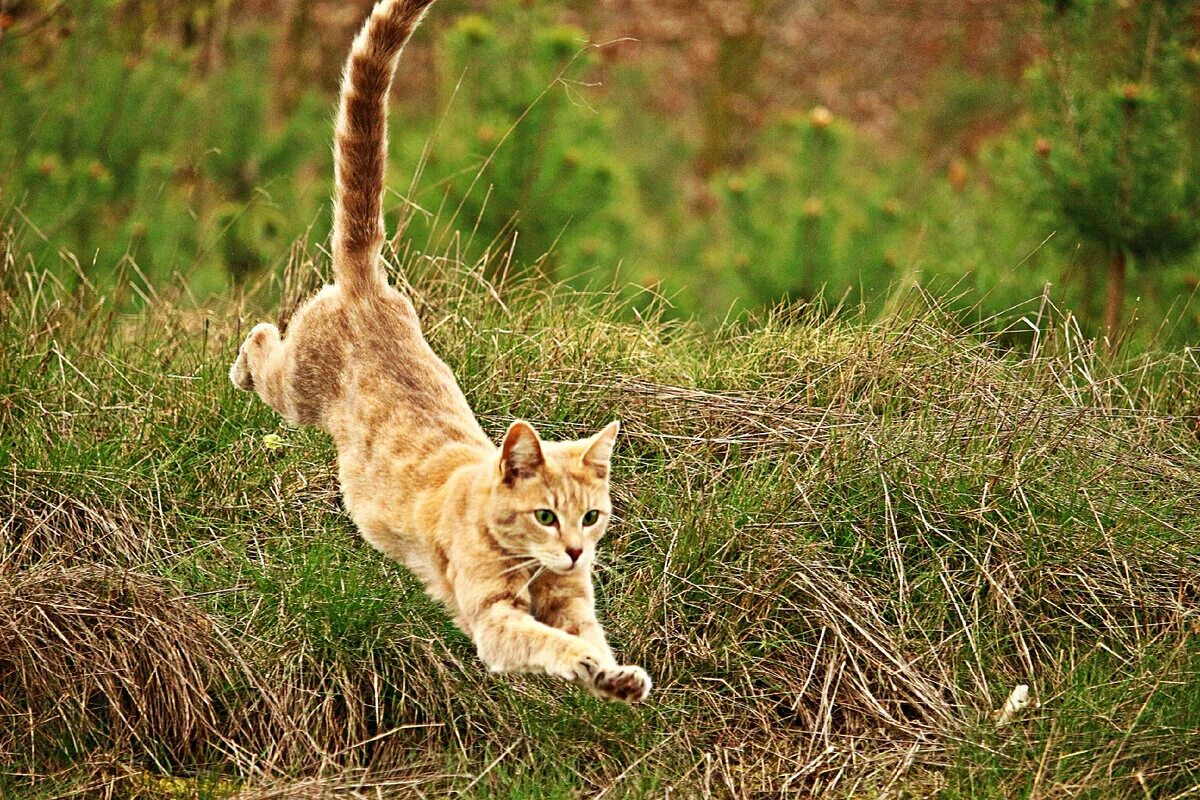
[228,0,650,703]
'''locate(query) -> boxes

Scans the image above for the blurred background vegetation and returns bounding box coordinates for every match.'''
[2,0,1198,344]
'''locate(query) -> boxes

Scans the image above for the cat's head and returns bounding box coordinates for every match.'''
[487,420,619,574]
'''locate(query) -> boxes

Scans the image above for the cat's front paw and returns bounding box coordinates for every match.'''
[590,664,652,704]
[551,640,605,684]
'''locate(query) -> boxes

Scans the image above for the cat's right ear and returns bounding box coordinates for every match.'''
[499,420,544,483]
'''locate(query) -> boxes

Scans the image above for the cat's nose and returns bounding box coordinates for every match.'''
[565,547,583,566]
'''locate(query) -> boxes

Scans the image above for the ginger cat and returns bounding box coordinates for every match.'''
[228,0,650,703]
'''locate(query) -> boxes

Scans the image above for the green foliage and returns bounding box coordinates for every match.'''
[944,641,1200,798]
[714,108,905,310]
[3,0,1200,342]
[1030,0,1200,259]
[0,5,330,288]
[405,7,638,280]
[1026,0,1200,334]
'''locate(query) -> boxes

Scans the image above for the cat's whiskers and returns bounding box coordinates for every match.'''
[498,558,539,576]
[519,565,546,595]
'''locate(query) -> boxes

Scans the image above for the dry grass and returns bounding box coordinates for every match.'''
[1,227,1199,797]
[0,565,252,770]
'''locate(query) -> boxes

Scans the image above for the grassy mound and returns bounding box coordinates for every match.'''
[1,228,1199,798]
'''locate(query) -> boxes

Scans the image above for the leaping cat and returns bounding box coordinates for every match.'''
[229,0,650,703]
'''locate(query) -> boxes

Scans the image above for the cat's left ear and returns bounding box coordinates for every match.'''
[581,420,620,477]
[500,420,545,483]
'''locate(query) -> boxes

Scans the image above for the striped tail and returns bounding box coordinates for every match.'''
[332,0,437,297]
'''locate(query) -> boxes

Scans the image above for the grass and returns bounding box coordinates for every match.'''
[1,218,1199,798]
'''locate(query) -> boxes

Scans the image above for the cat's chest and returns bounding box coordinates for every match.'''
[404,543,457,609]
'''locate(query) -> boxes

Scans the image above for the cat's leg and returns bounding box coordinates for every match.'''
[533,578,652,703]
[535,580,615,664]
[229,322,291,418]
[469,598,610,685]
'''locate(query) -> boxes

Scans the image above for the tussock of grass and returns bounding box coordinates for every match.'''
[0,565,244,765]
[1,225,1199,798]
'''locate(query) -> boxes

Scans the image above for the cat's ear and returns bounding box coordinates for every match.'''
[581,420,620,477]
[500,420,544,482]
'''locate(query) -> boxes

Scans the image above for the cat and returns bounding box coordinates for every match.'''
[228,0,650,703]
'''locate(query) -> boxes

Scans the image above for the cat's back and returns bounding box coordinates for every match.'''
[286,283,486,448]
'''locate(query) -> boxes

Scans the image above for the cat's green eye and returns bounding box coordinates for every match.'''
[534,509,558,526]
[582,509,601,526]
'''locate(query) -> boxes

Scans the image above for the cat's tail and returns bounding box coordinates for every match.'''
[331,0,437,298]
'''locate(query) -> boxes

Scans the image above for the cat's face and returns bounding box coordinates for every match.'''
[488,421,619,574]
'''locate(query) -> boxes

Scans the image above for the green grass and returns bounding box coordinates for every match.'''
[1,223,1199,798]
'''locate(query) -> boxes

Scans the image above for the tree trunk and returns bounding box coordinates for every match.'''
[695,0,779,178]
[696,29,764,178]
[1103,247,1126,346]
[271,0,313,122]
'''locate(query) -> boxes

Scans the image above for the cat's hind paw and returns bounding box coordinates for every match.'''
[229,348,254,390]
[590,664,652,704]
[230,323,279,391]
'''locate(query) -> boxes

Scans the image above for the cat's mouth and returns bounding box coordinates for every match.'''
[526,554,575,575]
[545,556,581,575]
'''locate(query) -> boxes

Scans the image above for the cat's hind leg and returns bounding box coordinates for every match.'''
[230,323,291,418]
